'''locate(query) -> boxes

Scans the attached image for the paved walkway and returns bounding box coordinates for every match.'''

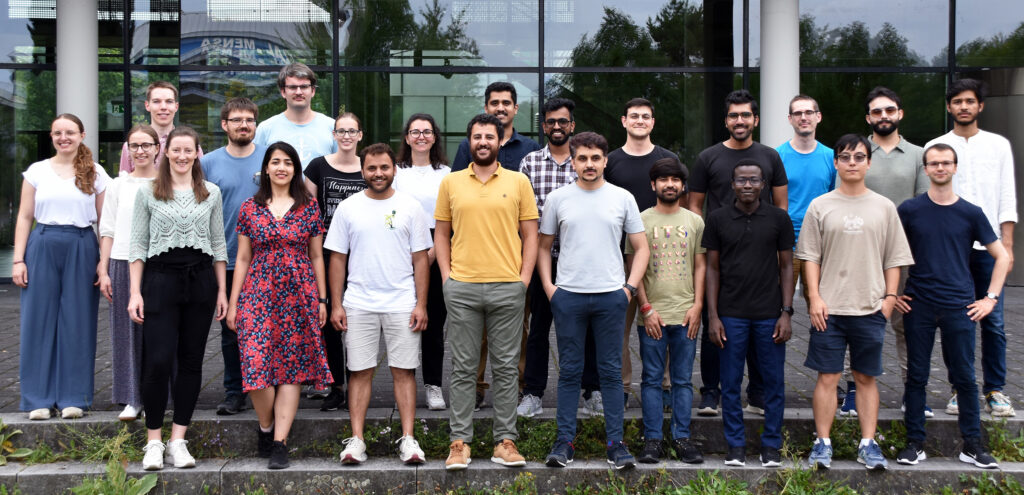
[1,283,1021,413]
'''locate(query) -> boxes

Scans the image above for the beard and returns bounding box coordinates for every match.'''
[472,147,497,166]
[871,119,899,137]
[656,189,680,203]
[546,130,570,146]
[229,134,253,147]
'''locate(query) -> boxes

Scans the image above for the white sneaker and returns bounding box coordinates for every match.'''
[119,404,141,421]
[28,408,51,420]
[166,439,196,468]
[339,436,368,464]
[583,391,604,417]
[425,385,447,410]
[985,391,1016,417]
[516,394,543,418]
[141,440,165,470]
[946,393,959,415]
[61,406,83,419]
[397,435,425,464]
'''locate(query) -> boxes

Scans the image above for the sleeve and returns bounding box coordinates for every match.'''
[520,160,532,182]
[882,204,914,269]
[93,164,111,193]
[128,188,152,262]
[694,217,706,254]
[119,141,133,174]
[308,199,325,236]
[451,140,471,172]
[538,193,559,236]
[700,213,720,251]
[236,200,253,238]
[777,209,796,251]
[409,206,433,252]
[254,121,268,147]
[434,175,452,222]
[518,176,539,221]
[897,201,912,235]
[304,158,321,185]
[795,203,821,262]
[209,187,228,262]
[99,178,119,238]
[21,163,39,188]
[771,151,788,186]
[688,153,709,193]
[322,204,349,254]
[998,140,1018,225]
[913,148,929,196]
[622,194,644,234]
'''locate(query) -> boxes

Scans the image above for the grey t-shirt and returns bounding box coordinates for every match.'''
[860,135,928,206]
[540,182,645,293]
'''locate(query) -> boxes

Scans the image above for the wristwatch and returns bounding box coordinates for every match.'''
[781,306,794,316]
[623,283,638,297]
[986,292,999,301]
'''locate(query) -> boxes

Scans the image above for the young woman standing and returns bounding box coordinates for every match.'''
[98,124,159,421]
[14,113,110,420]
[127,126,227,470]
[303,112,365,410]
[228,142,332,469]
[393,113,450,411]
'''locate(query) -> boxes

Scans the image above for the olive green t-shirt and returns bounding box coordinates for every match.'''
[626,208,705,325]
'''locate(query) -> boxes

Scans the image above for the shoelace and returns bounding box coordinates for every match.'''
[396,436,419,448]
[501,440,520,456]
[450,441,464,456]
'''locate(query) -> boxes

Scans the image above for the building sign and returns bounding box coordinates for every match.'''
[181,36,291,66]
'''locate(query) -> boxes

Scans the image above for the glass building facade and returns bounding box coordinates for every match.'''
[1,0,1023,255]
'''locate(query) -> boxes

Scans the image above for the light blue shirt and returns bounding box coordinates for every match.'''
[201,144,266,269]
[254,112,337,169]
[776,140,835,242]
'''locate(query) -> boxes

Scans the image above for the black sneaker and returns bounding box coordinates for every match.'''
[960,438,999,469]
[545,438,575,468]
[257,428,274,458]
[638,438,662,464]
[724,446,745,466]
[320,388,347,411]
[836,385,846,402]
[672,437,704,464]
[474,391,485,411]
[896,440,926,465]
[606,441,636,470]
[697,392,719,416]
[760,446,782,467]
[216,394,247,415]
[268,440,289,469]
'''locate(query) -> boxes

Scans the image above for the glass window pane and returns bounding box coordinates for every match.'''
[130,70,180,127]
[178,0,330,66]
[799,0,948,68]
[99,71,125,133]
[1,0,56,63]
[956,1,1024,67]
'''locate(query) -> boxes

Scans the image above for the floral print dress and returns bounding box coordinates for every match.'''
[236,198,333,391]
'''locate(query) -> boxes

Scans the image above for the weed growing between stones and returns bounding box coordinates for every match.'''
[0,419,31,465]
[787,419,907,460]
[940,473,1024,495]
[768,437,859,495]
[67,459,157,495]
[0,485,23,495]
[984,418,1024,461]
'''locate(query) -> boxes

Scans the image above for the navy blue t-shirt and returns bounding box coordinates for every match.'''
[898,194,997,308]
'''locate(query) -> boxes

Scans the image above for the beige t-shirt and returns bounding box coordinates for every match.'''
[626,208,705,325]
[796,189,914,316]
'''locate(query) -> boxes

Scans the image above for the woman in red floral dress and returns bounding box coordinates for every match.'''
[227,141,332,469]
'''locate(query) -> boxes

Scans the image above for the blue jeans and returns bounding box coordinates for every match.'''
[700,309,764,401]
[970,250,1005,394]
[905,299,980,442]
[551,288,628,442]
[719,316,786,449]
[638,324,697,440]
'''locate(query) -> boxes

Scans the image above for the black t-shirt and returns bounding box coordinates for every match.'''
[303,156,366,231]
[605,145,679,212]
[689,142,788,214]
[702,201,795,319]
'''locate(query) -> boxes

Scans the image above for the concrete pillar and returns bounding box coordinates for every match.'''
[56,0,98,153]
[759,0,799,148]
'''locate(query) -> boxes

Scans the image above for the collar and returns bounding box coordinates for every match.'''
[468,163,505,177]
[729,200,767,219]
[541,145,573,166]
[504,128,525,146]
[869,134,909,153]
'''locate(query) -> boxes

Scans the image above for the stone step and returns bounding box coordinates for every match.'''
[2,457,1023,494]
[4,408,1021,461]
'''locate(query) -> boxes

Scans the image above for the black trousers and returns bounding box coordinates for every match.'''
[141,249,217,429]
[322,250,346,387]
[421,258,448,387]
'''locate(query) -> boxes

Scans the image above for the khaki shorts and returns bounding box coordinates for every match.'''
[343,306,420,371]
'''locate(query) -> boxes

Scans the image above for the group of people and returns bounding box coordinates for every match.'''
[14,60,1015,475]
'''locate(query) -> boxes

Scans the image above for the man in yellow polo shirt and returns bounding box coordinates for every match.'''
[435,113,539,470]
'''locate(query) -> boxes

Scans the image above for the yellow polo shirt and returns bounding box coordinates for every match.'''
[435,164,539,283]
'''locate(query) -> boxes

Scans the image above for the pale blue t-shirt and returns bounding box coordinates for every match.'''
[776,140,835,242]
[201,144,266,269]
[254,112,337,169]
[540,182,644,293]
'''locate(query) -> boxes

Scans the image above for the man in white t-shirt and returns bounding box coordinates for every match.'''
[254,63,337,169]
[323,143,432,466]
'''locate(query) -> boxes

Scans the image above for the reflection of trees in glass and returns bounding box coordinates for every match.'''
[957,22,1024,67]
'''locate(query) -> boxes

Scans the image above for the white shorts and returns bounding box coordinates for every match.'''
[343,306,420,371]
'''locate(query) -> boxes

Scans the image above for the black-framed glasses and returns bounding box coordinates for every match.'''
[732,177,763,186]
[543,118,572,127]
[284,84,313,92]
[789,110,818,118]
[407,129,434,138]
[128,142,157,152]
[334,128,360,136]
[226,118,256,125]
[727,112,755,120]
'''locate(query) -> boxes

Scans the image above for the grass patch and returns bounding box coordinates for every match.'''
[68,460,157,495]
[940,473,1024,495]
[787,418,907,460]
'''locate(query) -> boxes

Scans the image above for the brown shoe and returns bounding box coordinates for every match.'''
[445,440,471,470]
[491,439,526,467]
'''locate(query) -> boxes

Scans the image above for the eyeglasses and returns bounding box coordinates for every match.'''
[789,110,818,118]
[732,177,763,186]
[128,142,157,152]
[626,113,653,121]
[226,117,256,125]
[283,84,313,92]
[407,129,434,138]
[869,106,899,117]
[925,160,956,168]
[334,128,360,136]
[543,118,572,127]
[727,112,755,121]
[837,153,868,163]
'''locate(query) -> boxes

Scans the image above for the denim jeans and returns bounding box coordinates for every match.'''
[904,299,981,442]
[551,288,628,442]
[700,309,764,401]
[638,324,697,440]
[719,316,786,449]
[970,249,1005,394]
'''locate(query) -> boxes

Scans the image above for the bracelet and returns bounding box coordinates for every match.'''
[884,294,897,299]
[12,260,24,265]
[643,309,656,318]
[639,303,652,314]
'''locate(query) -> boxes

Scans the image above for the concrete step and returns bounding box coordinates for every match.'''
[4,408,1021,461]
[2,457,1023,494]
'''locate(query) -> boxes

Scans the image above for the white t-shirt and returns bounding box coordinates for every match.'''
[254,112,338,169]
[393,164,450,229]
[323,190,433,312]
[99,174,154,260]
[23,159,110,228]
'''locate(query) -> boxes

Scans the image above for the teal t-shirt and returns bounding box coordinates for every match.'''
[776,140,835,242]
